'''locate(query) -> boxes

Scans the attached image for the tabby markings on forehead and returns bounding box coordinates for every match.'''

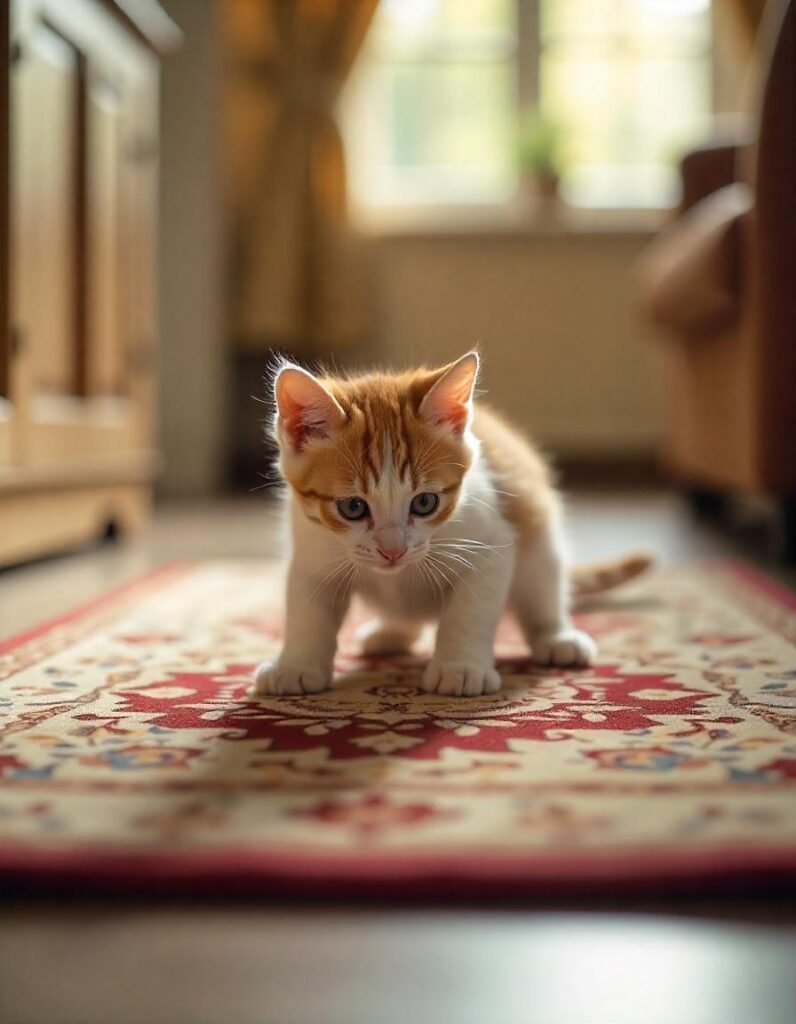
[398,401,417,486]
[355,401,380,486]
[353,396,419,490]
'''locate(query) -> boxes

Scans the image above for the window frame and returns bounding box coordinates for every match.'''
[344,0,714,229]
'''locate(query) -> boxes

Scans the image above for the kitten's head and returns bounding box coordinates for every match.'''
[272,353,479,573]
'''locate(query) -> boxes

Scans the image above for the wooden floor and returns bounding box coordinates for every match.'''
[1,490,795,1024]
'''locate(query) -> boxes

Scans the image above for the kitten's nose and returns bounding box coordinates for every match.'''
[377,545,407,564]
[375,526,407,564]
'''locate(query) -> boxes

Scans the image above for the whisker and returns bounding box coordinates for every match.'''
[417,556,444,602]
[433,549,475,572]
[432,543,490,561]
[436,537,513,551]
[338,439,363,484]
[308,558,350,603]
[426,552,479,599]
[425,553,458,592]
[416,455,468,475]
[466,494,498,513]
[249,480,285,493]
[332,562,356,606]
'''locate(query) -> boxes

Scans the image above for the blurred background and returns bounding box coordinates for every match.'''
[1,0,794,571]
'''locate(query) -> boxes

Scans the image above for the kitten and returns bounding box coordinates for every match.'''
[254,352,649,698]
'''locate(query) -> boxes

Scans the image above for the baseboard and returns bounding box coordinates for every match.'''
[552,453,666,488]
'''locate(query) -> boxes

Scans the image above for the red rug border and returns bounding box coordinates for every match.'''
[2,841,795,901]
[2,557,795,901]
[720,559,796,611]
[0,562,191,655]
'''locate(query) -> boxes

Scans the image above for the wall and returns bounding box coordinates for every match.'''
[365,225,665,457]
[157,0,226,496]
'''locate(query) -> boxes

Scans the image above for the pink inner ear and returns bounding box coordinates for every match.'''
[276,368,343,451]
[283,408,331,450]
[421,354,478,434]
[424,394,469,433]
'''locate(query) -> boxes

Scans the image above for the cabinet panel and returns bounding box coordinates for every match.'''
[14,22,81,398]
[87,72,124,397]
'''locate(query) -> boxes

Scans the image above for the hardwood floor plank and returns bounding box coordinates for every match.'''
[1,909,795,1024]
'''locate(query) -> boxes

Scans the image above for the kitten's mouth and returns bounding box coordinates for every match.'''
[360,550,423,573]
[375,547,410,571]
[373,561,406,574]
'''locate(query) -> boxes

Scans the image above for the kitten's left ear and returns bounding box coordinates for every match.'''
[274,364,345,451]
[420,352,479,435]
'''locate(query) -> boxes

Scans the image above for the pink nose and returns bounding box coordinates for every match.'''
[378,545,407,564]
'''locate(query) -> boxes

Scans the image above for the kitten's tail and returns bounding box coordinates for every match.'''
[571,552,653,599]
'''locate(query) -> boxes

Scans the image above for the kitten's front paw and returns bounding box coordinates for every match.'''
[252,661,330,696]
[422,660,502,697]
[530,628,596,668]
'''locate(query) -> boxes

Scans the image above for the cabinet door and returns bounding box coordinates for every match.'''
[0,1,13,465]
[13,19,82,404]
[11,0,158,470]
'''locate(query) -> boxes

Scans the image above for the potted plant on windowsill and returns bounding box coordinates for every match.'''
[517,111,566,205]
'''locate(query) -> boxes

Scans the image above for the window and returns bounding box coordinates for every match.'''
[342,0,712,210]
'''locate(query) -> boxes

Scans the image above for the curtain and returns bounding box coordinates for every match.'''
[227,0,378,355]
[726,0,769,38]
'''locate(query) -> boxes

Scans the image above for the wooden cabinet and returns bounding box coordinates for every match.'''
[0,0,178,565]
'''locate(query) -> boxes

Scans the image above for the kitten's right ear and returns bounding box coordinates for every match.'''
[419,351,479,435]
[274,365,344,451]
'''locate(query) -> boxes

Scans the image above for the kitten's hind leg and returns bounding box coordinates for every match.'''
[512,519,596,668]
[356,618,422,656]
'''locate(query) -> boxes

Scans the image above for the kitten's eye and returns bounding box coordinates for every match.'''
[336,496,370,522]
[410,492,439,517]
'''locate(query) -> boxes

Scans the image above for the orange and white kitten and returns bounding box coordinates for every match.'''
[255,352,645,698]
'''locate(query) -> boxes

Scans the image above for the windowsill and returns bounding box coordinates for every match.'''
[352,200,667,241]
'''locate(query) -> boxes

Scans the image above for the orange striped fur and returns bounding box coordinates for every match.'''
[279,366,473,534]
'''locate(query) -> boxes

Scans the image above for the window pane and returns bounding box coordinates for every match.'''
[342,0,517,206]
[540,0,711,207]
[543,0,709,52]
[371,0,515,52]
[345,60,516,205]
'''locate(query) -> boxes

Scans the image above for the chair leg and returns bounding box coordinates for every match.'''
[780,495,796,564]
[685,486,728,520]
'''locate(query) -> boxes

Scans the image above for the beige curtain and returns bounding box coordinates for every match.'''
[726,0,769,38]
[226,0,378,355]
